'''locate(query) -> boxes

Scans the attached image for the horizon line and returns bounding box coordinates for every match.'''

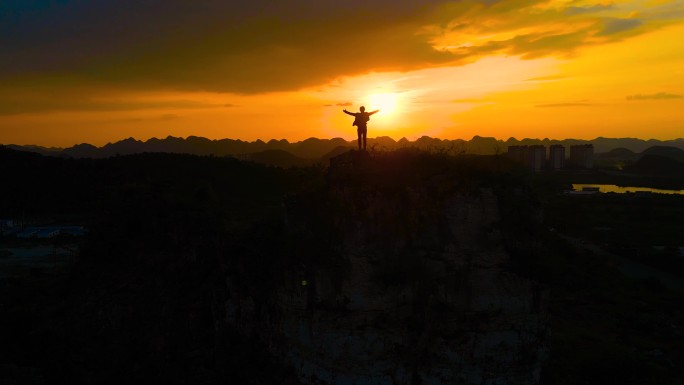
[3,135,684,150]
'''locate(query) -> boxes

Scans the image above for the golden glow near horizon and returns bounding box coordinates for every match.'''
[368,93,400,117]
[0,1,682,146]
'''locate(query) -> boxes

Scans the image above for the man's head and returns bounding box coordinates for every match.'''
[360,106,366,112]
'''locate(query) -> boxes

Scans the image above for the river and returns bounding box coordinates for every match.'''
[572,184,684,195]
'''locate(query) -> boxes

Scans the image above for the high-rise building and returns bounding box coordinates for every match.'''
[507,145,528,165]
[507,145,546,171]
[549,145,565,170]
[527,145,546,171]
[569,144,594,168]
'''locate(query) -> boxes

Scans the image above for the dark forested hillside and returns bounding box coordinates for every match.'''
[0,147,681,385]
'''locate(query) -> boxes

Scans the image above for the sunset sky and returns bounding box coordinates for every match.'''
[1,0,683,147]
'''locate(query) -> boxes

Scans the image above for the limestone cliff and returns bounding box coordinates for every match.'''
[225,151,549,385]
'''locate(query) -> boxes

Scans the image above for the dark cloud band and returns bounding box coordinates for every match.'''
[0,0,680,115]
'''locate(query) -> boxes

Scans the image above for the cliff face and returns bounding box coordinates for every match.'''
[226,152,549,385]
[9,150,683,385]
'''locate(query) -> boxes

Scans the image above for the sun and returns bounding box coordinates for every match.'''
[368,93,399,116]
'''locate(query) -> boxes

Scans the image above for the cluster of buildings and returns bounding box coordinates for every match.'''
[507,144,594,171]
[0,219,85,239]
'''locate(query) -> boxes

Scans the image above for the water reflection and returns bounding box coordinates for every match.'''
[572,184,684,195]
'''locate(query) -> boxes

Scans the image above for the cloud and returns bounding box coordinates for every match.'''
[160,114,180,120]
[627,92,683,100]
[427,0,677,61]
[0,0,681,114]
[0,88,227,115]
[324,102,353,107]
[452,98,488,103]
[0,0,449,94]
[598,18,643,36]
[536,102,594,108]
[565,5,615,16]
[525,75,570,82]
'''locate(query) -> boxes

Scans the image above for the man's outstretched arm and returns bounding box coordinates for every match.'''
[369,110,380,115]
[343,109,355,116]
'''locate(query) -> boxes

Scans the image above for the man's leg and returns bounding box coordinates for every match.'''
[362,130,367,150]
[357,129,362,150]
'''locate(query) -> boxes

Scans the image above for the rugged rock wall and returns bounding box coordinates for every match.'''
[226,151,549,385]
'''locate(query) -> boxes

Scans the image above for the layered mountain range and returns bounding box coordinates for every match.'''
[6,136,684,161]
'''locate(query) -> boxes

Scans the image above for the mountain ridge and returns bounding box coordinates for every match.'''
[4,135,684,160]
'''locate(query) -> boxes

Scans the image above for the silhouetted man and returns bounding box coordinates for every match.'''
[343,106,379,151]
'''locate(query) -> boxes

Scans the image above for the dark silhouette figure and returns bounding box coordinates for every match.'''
[343,106,379,151]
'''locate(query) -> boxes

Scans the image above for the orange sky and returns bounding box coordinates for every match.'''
[1,0,682,147]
